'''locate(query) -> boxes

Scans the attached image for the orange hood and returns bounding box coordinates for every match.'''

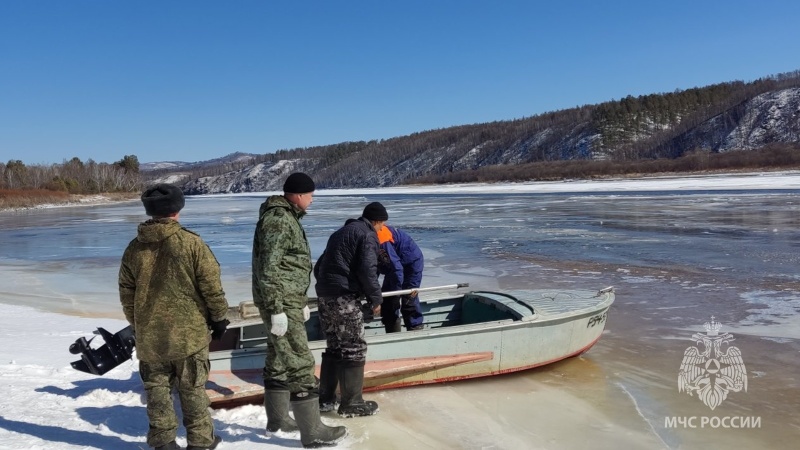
[377,226,394,244]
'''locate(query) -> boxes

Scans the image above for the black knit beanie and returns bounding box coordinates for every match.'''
[283,172,316,194]
[362,202,389,221]
[141,184,185,217]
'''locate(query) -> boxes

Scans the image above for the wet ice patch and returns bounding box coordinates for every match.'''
[620,275,658,284]
[740,290,800,320]
[727,290,800,339]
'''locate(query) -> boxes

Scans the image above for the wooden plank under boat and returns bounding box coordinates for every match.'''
[207,286,615,409]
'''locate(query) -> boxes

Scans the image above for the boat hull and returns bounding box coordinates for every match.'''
[207,288,613,408]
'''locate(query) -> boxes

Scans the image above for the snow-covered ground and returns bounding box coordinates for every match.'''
[0,302,664,450]
[0,304,291,449]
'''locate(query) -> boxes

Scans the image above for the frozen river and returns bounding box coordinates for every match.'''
[2,185,799,332]
[1,174,799,448]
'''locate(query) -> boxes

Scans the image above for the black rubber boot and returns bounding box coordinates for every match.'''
[318,352,339,412]
[265,389,299,433]
[337,360,379,417]
[154,442,181,450]
[292,392,347,448]
[384,319,402,333]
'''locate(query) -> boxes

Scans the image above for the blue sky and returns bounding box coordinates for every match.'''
[1,1,798,165]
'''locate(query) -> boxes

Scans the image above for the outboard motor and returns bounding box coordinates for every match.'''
[69,326,136,375]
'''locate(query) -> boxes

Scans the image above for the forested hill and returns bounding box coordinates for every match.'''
[146,70,800,194]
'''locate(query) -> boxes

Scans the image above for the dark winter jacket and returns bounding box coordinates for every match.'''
[252,195,312,315]
[314,217,383,307]
[378,225,424,291]
[119,218,229,362]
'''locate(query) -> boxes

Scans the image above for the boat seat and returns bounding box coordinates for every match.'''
[238,301,260,319]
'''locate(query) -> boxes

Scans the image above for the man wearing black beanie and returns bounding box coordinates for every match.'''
[312,203,385,418]
[252,172,346,447]
[282,172,316,195]
[119,183,229,450]
[361,202,388,222]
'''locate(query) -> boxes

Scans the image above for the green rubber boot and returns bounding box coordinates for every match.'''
[265,389,299,433]
[292,392,347,448]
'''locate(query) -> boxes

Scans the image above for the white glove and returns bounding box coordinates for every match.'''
[270,313,288,336]
[302,305,311,322]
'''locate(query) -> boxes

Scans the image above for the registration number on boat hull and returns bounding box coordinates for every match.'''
[586,311,607,328]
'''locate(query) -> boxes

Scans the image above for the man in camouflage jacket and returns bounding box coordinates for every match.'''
[119,183,229,450]
[251,172,345,447]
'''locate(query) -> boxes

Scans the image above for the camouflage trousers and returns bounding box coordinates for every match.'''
[139,346,214,448]
[317,294,369,362]
[259,306,318,392]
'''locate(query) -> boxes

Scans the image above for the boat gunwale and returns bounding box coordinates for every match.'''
[224,288,613,327]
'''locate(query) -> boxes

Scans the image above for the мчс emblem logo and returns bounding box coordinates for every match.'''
[678,316,748,410]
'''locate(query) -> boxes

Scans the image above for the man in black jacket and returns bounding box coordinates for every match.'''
[313,203,387,417]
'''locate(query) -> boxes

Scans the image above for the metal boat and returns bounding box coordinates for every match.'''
[206,285,615,408]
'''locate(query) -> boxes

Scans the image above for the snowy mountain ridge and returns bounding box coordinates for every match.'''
[149,85,800,194]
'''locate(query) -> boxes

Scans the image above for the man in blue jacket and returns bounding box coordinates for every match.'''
[371,202,425,333]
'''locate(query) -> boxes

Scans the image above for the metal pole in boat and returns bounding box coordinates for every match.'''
[381,283,469,297]
[306,283,469,309]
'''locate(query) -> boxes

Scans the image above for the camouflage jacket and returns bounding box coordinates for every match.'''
[251,195,312,315]
[119,218,229,362]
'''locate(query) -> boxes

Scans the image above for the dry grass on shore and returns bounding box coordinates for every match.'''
[0,189,139,211]
[0,189,70,209]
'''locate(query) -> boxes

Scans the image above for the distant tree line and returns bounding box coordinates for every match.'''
[0,155,142,193]
[600,71,800,159]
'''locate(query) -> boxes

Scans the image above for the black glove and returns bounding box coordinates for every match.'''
[210,319,230,341]
[377,249,392,270]
[401,291,418,306]
[360,302,375,322]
